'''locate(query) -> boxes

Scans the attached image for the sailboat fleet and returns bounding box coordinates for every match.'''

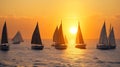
[0,21,117,51]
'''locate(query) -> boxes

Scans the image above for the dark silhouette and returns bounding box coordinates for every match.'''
[31,22,44,50]
[0,21,9,51]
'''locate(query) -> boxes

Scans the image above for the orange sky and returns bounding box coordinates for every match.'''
[0,0,120,39]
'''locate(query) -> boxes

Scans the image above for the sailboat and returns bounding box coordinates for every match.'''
[0,21,9,51]
[97,22,109,50]
[108,25,116,49]
[31,22,44,50]
[75,22,86,49]
[54,22,67,50]
[52,26,58,46]
[12,31,24,44]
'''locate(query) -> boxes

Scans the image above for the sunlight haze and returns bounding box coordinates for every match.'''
[0,0,120,39]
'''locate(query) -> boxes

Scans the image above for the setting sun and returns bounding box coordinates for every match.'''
[70,27,77,34]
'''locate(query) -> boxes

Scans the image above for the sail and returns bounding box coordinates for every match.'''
[12,31,24,43]
[31,23,42,45]
[57,22,65,44]
[98,22,108,46]
[108,27,116,46]
[65,35,68,44]
[1,21,8,44]
[53,26,58,42]
[76,22,84,44]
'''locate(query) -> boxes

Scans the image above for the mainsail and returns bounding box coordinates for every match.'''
[1,21,8,44]
[12,31,24,43]
[57,22,65,44]
[108,27,116,46]
[98,22,108,46]
[31,23,42,45]
[53,26,58,42]
[76,22,84,44]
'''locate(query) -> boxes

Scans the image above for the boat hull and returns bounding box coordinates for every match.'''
[51,44,55,46]
[55,44,67,50]
[97,44,110,50]
[0,44,9,51]
[31,45,44,50]
[51,43,55,47]
[97,44,116,50]
[109,46,116,49]
[75,44,86,49]
[13,42,20,44]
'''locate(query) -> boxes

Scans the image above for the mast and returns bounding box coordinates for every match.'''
[57,21,65,44]
[76,22,84,44]
[31,22,42,45]
[98,22,108,46]
[1,21,8,44]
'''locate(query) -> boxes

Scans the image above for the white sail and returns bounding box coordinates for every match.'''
[98,22,108,46]
[53,26,59,42]
[76,22,84,44]
[108,27,116,46]
[12,31,24,43]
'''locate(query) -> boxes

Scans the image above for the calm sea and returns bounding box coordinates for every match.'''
[0,39,120,67]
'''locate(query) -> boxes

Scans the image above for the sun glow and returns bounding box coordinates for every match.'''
[70,27,77,34]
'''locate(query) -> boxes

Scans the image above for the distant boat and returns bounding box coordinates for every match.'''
[52,26,59,46]
[12,31,24,44]
[31,22,44,50]
[108,24,116,49]
[97,22,109,50]
[75,22,86,49]
[0,21,9,51]
[54,21,67,50]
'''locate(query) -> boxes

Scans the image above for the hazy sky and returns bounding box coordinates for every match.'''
[0,0,120,39]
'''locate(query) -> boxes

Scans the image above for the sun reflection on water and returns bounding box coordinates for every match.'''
[66,44,85,55]
[60,43,86,67]
[62,43,86,59]
[61,29,87,67]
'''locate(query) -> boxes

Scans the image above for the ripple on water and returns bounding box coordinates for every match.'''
[107,61,120,64]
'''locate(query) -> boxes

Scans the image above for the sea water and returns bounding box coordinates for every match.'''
[0,39,120,67]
